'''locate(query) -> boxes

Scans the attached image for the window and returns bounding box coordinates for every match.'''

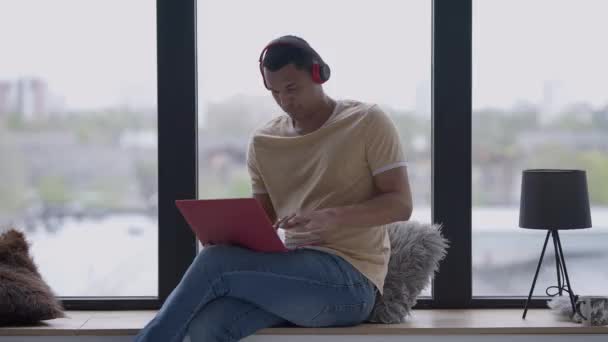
[197,0,432,295]
[7,0,601,310]
[472,0,608,296]
[0,0,158,297]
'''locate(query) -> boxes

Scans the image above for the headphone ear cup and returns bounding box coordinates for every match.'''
[320,63,330,83]
[311,63,322,83]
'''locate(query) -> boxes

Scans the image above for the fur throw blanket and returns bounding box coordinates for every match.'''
[367,221,449,323]
[0,228,64,326]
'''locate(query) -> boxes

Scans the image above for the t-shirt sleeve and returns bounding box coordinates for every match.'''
[246,138,268,194]
[364,105,408,176]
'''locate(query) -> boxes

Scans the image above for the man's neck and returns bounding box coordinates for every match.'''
[292,97,336,135]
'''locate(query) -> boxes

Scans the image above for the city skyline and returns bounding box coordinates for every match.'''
[1,0,607,112]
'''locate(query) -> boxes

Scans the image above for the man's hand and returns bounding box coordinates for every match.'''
[281,209,338,232]
[273,209,337,248]
[272,213,297,230]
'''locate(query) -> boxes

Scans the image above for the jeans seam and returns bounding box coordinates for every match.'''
[326,254,348,276]
[221,270,361,288]
[225,305,260,341]
[309,301,368,325]
[175,276,226,342]
[309,305,329,323]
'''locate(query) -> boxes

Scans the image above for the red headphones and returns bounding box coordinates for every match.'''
[258,36,331,90]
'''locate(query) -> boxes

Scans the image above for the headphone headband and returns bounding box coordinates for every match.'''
[258,36,330,90]
[258,36,322,64]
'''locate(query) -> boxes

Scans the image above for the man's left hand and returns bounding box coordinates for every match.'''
[281,209,338,233]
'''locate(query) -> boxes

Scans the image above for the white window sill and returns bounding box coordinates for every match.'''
[0,309,606,340]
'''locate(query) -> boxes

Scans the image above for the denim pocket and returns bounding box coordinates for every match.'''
[310,301,369,327]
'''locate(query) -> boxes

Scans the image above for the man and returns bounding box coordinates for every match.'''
[134,35,412,342]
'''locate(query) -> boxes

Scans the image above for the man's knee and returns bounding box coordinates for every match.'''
[193,245,236,270]
[198,244,243,262]
[194,244,254,274]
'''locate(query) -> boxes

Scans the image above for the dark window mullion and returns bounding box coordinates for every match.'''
[431,0,473,308]
[61,298,159,310]
[157,0,198,304]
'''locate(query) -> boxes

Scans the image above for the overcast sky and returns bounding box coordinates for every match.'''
[0,0,606,112]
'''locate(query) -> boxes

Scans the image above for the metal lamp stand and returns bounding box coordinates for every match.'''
[522,229,577,319]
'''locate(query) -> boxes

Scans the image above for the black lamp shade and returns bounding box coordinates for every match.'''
[519,169,592,230]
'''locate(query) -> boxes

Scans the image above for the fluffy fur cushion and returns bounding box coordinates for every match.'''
[0,228,64,326]
[367,221,449,324]
[548,296,584,323]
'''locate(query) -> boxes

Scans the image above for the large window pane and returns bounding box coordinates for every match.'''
[197,1,432,295]
[473,0,608,296]
[0,0,158,297]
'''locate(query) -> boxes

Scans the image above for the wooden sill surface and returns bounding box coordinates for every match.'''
[0,309,607,336]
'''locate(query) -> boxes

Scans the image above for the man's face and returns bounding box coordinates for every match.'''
[263,63,321,119]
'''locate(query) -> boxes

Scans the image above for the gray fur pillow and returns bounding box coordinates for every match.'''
[0,228,65,326]
[367,221,449,324]
[547,296,584,323]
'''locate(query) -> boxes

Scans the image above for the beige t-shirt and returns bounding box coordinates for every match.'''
[246,99,407,294]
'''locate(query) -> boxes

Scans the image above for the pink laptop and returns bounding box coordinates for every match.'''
[175,198,289,253]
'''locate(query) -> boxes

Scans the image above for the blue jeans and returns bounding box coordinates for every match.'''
[134,245,377,342]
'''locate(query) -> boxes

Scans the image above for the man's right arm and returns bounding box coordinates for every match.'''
[247,139,278,227]
[254,193,277,228]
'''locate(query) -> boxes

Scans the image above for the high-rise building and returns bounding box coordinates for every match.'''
[15,78,50,120]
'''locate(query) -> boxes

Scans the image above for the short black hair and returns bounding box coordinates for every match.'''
[262,43,315,73]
